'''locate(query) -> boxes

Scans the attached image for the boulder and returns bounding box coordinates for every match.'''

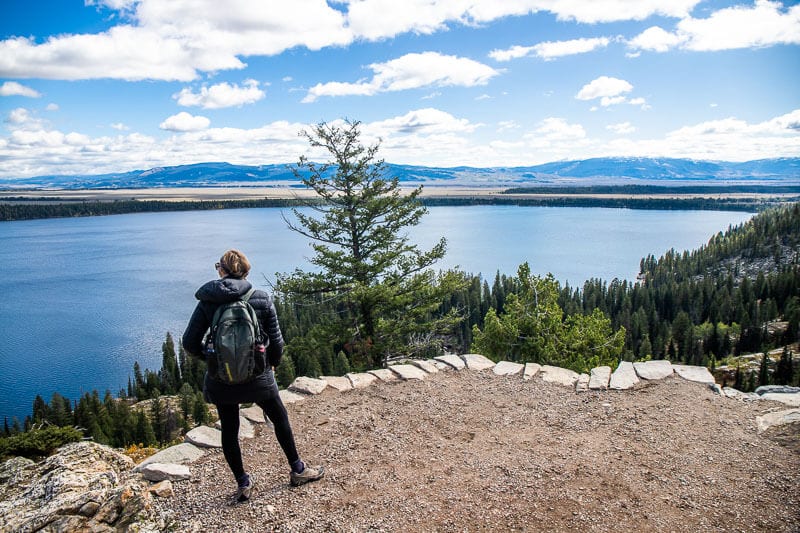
[279,389,306,404]
[760,393,800,407]
[134,443,204,470]
[389,364,428,381]
[576,373,590,393]
[756,408,800,434]
[0,442,164,532]
[523,363,542,381]
[461,353,496,371]
[138,462,191,482]
[609,362,640,390]
[240,404,266,424]
[722,387,760,401]
[493,361,524,376]
[185,426,222,448]
[368,369,400,382]
[434,354,467,370]
[347,372,379,389]
[589,366,612,390]
[409,359,439,374]
[633,360,674,380]
[433,361,452,371]
[755,385,800,395]
[289,376,328,395]
[148,480,174,498]
[673,364,716,385]
[214,416,255,439]
[320,375,354,391]
[540,365,580,388]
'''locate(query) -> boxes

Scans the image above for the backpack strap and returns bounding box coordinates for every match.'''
[241,287,256,304]
[240,287,263,341]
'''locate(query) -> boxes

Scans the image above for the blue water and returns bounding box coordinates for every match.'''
[0,206,753,421]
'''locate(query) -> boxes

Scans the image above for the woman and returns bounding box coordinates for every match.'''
[183,249,324,503]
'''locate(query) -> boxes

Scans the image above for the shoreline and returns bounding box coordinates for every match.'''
[1,185,798,203]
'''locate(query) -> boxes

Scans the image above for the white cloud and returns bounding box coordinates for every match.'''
[629,0,800,53]
[111,122,130,131]
[488,45,536,62]
[421,91,441,100]
[347,0,701,39]
[6,107,31,125]
[0,81,41,98]
[497,120,520,132]
[366,108,480,137]
[475,94,492,100]
[159,112,210,131]
[303,52,499,102]
[576,76,633,100]
[531,117,587,140]
[282,76,293,82]
[490,37,610,62]
[0,107,797,178]
[0,1,351,81]
[174,79,265,109]
[627,25,683,52]
[607,122,636,135]
[0,0,706,82]
[45,103,59,111]
[628,97,650,110]
[85,0,137,10]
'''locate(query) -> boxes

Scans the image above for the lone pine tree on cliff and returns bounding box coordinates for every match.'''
[277,120,465,369]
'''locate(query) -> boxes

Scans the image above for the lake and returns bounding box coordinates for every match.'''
[0,206,754,421]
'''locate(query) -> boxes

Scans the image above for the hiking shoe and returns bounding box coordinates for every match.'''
[290,465,325,487]
[233,475,254,503]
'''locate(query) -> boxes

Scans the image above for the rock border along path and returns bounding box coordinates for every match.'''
[134,355,800,486]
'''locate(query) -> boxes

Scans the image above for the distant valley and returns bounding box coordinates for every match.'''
[3,157,799,190]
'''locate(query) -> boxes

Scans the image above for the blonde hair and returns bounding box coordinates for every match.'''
[219,249,251,279]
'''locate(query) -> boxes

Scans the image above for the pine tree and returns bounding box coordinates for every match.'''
[48,392,72,427]
[133,362,146,399]
[734,364,744,390]
[758,352,771,387]
[276,120,466,368]
[275,354,296,388]
[31,395,48,425]
[150,394,164,444]
[111,399,135,447]
[746,369,756,392]
[134,410,156,447]
[638,335,653,360]
[775,347,794,385]
[192,392,209,425]
[333,350,351,375]
[296,352,322,378]
[160,332,180,394]
[319,350,334,375]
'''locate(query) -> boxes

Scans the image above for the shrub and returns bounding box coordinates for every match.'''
[0,426,83,459]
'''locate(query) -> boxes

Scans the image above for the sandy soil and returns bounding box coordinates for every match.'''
[154,370,799,532]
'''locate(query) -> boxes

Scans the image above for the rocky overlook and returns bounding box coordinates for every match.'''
[2,356,798,532]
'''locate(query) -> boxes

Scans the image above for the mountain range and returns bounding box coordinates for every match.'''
[3,157,799,189]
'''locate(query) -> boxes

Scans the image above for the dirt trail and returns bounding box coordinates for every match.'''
[155,370,799,532]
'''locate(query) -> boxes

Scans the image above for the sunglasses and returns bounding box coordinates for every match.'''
[215,262,224,271]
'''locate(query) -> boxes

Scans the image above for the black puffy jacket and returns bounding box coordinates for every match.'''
[182,277,284,376]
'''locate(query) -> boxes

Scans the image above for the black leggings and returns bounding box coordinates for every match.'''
[215,396,300,481]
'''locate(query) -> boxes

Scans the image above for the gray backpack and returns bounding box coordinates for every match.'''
[206,288,265,384]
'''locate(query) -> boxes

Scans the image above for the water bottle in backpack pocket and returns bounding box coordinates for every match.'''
[206,288,265,384]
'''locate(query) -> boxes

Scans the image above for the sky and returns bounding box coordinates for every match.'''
[0,0,799,180]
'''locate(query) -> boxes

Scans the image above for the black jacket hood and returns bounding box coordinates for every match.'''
[194,277,253,304]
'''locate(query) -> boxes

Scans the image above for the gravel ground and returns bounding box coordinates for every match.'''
[154,370,799,532]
